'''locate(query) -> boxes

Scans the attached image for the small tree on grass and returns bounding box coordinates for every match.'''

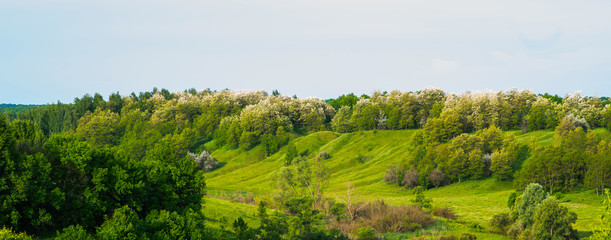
[187,150,219,171]
[384,165,400,184]
[428,169,445,188]
[411,186,432,210]
[402,168,419,188]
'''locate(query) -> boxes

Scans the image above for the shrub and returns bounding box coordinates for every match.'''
[402,168,419,188]
[317,151,330,160]
[384,165,400,183]
[489,213,511,234]
[356,227,376,240]
[429,169,446,188]
[338,200,435,235]
[459,233,477,240]
[187,150,220,171]
[432,206,456,220]
[411,186,432,209]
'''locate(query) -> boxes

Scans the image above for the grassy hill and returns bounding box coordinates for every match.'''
[202,129,608,238]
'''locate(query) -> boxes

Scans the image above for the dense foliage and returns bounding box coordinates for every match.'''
[2,87,611,239]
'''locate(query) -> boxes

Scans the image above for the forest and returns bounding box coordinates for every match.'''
[1,88,611,239]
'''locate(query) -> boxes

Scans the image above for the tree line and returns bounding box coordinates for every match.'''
[2,87,611,239]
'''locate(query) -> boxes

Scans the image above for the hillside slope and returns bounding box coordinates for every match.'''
[204,129,608,235]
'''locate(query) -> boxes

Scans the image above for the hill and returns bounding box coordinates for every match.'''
[204,129,608,238]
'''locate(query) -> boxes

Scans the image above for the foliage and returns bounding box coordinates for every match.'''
[402,168,419,188]
[188,150,220,171]
[6,88,611,238]
[428,169,446,188]
[590,188,611,239]
[489,213,511,234]
[55,225,94,240]
[0,227,33,240]
[516,183,548,228]
[532,198,577,240]
[411,186,433,210]
[356,227,376,240]
[432,206,456,220]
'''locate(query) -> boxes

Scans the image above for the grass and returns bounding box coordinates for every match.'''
[203,128,609,237]
[202,197,260,228]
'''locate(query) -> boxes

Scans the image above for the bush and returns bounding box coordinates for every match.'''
[187,150,220,171]
[411,186,432,209]
[402,168,419,188]
[489,213,511,234]
[356,227,376,240]
[429,169,446,188]
[432,206,456,220]
[459,233,477,240]
[348,200,435,234]
[317,151,330,160]
[384,165,400,183]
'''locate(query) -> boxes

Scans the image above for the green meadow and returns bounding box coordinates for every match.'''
[203,129,607,238]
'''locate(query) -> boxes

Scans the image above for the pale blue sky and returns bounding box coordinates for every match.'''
[2,0,611,104]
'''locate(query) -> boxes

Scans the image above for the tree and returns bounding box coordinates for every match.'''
[75,110,120,146]
[107,92,123,114]
[555,114,589,137]
[490,149,512,181]
[532,198,577,240]
[383,165,400,184]
[423,109,462,143]
[55,225,94,240]
[350,99,378,131]
[331,106,353,133]
[517,183,547,228]
[328,93,359,110]
[0,228,33,240]
[428,169,445,188]
[402,168,419,188]
[10,119,44,155]
[285,141,298,165]
[586,141,611,195]
[477,125,504,154]
[187,150,220,172]
[445,133,484,182]
[411,186,432,209]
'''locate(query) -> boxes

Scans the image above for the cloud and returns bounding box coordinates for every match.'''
[431,58,459,72]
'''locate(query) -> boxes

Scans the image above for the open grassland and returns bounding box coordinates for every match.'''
[204,129,607,237]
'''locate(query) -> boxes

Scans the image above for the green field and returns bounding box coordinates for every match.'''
[203,129,607,238]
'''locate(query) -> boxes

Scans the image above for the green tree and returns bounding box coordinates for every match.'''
[490,148,513,181]
[445,133,484,182]
[411,186,432,209]
[285,140,298,165]
[517,183,547,228]
[0,227,33,240]
[75,110,121,146]
[476,125,504,154]
[532,198,577,240]
[55,225,94,240]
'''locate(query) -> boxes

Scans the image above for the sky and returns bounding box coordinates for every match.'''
[2,0,611,104]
